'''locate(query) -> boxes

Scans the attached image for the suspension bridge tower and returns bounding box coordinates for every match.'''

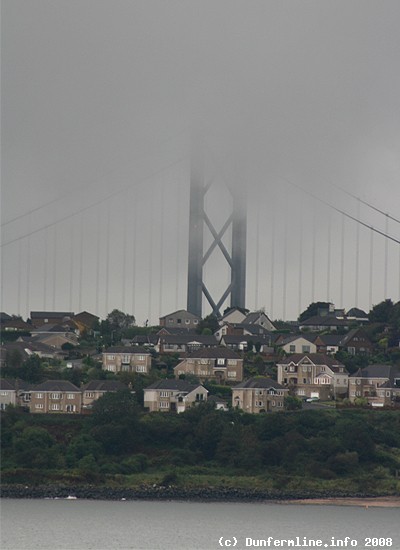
[187,140,247,318]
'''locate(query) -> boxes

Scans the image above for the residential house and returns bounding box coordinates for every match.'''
[29,380,82,414]
[155,334,217,355]
[219,307,249,325]
[30,311,75,328]
[102,346,152,374]
[278,335,317,355]
[349,365,400,407]
[30,324,79,348]
[131,333,159,347]
[219,334,274,354]
[81,380,130,411]
[337,328,373,355]
[232,377,288,413]
[276,354,349,400]
[174,347,243,383]
[0,317,32,333]
[0,379,17,410]
[159,309,201,330]
[299,315,350,332]
[144,379,208,413]
[314,334,343,355]
[346,307,369,324]
[71,311,99,335]
[207,395,229,411]
[243,311,276,331]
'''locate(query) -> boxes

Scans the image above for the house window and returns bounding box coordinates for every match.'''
[160,391,170,397]
[289,345,295,353]
[107,355,115,360]
[348,347,356,355]
[193,320,199,325]
[350,391,356,397]
[35,404,44,409]
[272,401,276,407]
[200,359,208,365]
[356,379,361,385]
[303,379,307,384]
[177,319,182,324]
[67,394,75,399]
[256,401,263,407]
[386,391,391,397]
[51,393,61,400]
[36,393,43,399]
[85,392,95,398]
[51,404,60,410]
[297,389,305,395]
[185,319,190,324]
[217,358,225,365]
[227,371,237,378]
[136,355,146,361]
[0,391,8,396]
[136,365,146,373]
[122,355,131,364]
[199,370,208,376]
[168,319,173,323]
[302,345,311,353]
[159,401,169,408]
[278,402,283,407]
[106,365,116,372]
[227,360,237,366]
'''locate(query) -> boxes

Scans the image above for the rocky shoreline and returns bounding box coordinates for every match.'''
[1,484,398,504]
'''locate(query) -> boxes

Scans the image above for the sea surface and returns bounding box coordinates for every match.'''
[1,499,399,550]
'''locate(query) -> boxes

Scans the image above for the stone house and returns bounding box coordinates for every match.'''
[144,379,208,413]
[349,364,400,407]
[0,379,17,410]
[278,335,317,355]
[29,380,82,414]
[174,347,243,383]
[159,309,201,330]
[232,377,288,413]
[276,353,349,400]
[102,346,152,374]
[81,380,130,411]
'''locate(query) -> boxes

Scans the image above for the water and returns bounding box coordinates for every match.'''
[1,499,399,550]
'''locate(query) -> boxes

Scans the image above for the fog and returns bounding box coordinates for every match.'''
[2,0,400,322]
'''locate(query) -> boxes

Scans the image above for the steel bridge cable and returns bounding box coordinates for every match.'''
[330,183,400,225]
[1,156,189,248]
[280,177,400,246]
[1,127,191,228]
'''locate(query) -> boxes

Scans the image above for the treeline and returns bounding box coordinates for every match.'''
[2,392,400,493]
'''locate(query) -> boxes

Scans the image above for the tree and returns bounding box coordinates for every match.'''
[106,309,136,330]
[196,314,219,335]
[369,299,394,323]
[90,390,140,454]
[298,302,331,322]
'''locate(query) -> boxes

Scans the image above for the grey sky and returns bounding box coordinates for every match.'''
[1,0,400,323]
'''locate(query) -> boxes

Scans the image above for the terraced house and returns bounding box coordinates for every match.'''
[174,347,243,383]
[102,346,152,374]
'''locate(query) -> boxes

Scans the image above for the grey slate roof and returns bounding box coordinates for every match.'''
[317,334,343,346]
[350,364,399,381]
[30,311,74,319]
[233,377,286,390]
[33,380,80,392]
[145,379,204,392]
[277,353,345,368]
[104,346,151,354]
[81,380,128,392]
[186,347,241,359]
[158,334,217,345]
[300,315,349,326]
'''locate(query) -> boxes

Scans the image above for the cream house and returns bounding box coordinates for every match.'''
[232,377,288,413]
[174,347,243,383]
[276,354,349,400]
[102,346,152,374]
[144,379,208,413]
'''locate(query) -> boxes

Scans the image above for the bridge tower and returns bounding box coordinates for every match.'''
[187,141,247,318]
